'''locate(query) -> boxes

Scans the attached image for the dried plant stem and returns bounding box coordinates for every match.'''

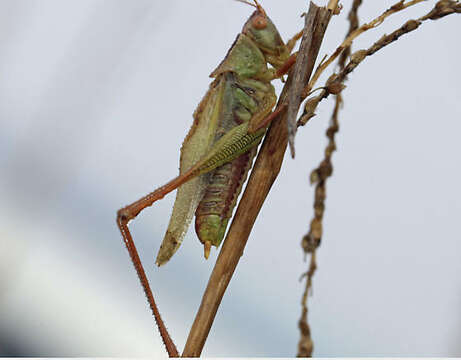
[418,0,461,19]
[301,1,362,254]
[289,0,425,154]
[298,0,460,126]
[297,92,344,357]
[338,0,363,69]
[341,1,461,77]
[297,250,317,357]
[299,0,461,246]
[297,2,362,357]
[301,92,342,256]
[305,0,426,98]
[181,2,335,357]
[287,2,335,157]
[296,0,459,357]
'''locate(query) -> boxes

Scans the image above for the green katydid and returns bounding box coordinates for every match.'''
[116,1,301,356]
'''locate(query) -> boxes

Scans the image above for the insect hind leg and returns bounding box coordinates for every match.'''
[116,170,199,357]
[117,213,179,357]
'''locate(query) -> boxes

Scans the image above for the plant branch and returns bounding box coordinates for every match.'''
[286,4,326,158]
[297,249,318,357]
[297,0,461,250]
[287,0,340,158]
[295,1,459,356]
[305,0,426,98]
[181,1,336,357]
[297,3,362,356]
[298,0,460,127]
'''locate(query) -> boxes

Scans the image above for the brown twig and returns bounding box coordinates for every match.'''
[286,5,323,158]
[297,250,317,357]
[338,0,363,71]
[181,1,336,357]
[299,0,461,240]
[297,94,343,358]
[287,1,340,158]
[419,0,461,19]
[298,0,461,126]
[305,0,426,98]
[342,1,461,75]
[296,0,460,357]
[297,2,362,357]
[301,2,362,255]
[297,0,461,245]
[290,0,426,155]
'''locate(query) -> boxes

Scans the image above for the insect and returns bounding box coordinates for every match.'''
[116,0,300,356]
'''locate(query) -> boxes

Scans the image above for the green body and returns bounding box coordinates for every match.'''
[155,10,290,266]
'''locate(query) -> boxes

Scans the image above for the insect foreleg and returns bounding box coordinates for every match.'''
[274,53,298,78]
[286,29,304,53]
[270,30,303,79]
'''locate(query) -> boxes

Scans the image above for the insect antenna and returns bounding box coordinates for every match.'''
[234,0,266,15]
[234,0,257,8]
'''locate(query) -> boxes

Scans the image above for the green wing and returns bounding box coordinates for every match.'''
[155,77,225,266]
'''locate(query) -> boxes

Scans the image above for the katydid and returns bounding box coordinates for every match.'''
[116,1,300,356]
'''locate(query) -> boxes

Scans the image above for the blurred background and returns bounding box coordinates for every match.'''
[1,0,460,357]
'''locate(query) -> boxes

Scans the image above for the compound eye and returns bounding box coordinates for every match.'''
[252,14,267,29]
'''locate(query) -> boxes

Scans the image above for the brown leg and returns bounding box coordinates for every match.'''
[116,167,199,358]
[274,29,303,79]
[117,216,179,357]
[275,53,297,78]
[286,29,304,53]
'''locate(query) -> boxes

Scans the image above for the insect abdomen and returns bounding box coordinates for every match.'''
[195,148,256,249]
[194,73,267,250]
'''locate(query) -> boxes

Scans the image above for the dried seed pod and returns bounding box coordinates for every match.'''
[327,81,346,95]
[350,49,367,64]
[298,95,322,127]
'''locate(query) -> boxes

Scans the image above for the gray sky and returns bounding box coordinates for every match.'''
[0,0,460,357]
